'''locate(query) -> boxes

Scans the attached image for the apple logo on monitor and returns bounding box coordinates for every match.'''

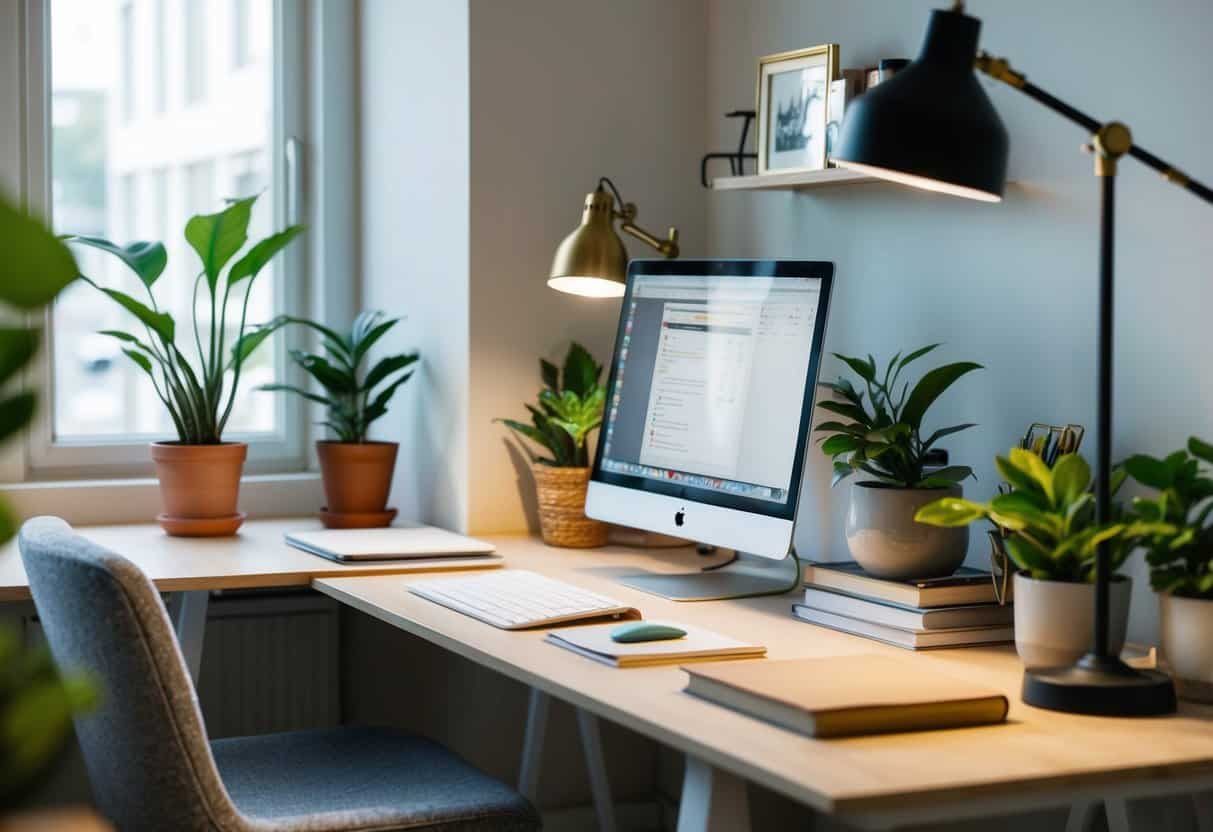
[674,509,685,527]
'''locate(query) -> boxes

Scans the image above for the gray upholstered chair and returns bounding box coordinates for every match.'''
[19,516,541,832]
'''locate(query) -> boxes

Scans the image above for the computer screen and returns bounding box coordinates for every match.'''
[588,260,832,558]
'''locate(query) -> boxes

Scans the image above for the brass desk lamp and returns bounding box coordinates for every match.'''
[834,0,1213,716]
[549,178,679,298]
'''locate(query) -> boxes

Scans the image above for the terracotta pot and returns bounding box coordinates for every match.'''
[316,441,398,527]
[531,465,607,548]
[150,442,247,536]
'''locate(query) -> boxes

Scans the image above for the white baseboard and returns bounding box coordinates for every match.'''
[542,798,663,832]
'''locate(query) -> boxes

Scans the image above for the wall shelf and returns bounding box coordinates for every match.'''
[710,167,878,191]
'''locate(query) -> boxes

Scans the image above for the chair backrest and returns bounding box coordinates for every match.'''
[18,517,245,832]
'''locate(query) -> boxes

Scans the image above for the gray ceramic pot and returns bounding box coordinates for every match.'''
[1014,573,1130,670]
[1160,593,1213,703]
[845,482,968,580]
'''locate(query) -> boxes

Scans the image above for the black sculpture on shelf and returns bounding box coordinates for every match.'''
[700,110,758,187]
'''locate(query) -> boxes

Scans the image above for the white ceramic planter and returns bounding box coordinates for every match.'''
[845,482,968,580]
[1013,573,1130,669]
[1159,593,1213,703]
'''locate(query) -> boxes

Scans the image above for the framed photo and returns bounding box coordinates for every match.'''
[756,44,840,175]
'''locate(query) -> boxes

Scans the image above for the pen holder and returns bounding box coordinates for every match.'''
[531,465,608,548]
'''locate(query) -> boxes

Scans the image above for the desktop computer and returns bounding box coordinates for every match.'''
[587,259,834,600]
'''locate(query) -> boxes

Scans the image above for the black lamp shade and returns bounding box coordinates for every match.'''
[833,9,1009,202]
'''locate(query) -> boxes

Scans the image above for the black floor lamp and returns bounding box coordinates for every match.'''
[833,1,1213,716]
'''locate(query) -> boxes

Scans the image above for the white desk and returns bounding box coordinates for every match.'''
[314,536,1213,832]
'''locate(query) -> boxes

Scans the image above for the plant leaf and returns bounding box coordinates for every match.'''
[1124,454,1172,490]
[921,423,976,450]
[821,434,861,456]
[227,225,304,287]
[917,465,974,488]
[540,359,560,392]
[184,195,257,292]
[291,351,354,393]
[258,383,331,407]
[1052,453,1092,508]
[86,280,175,344]
[833,353,875,383]
[0,194,79,307]
[561,343,601,398]
[0,328,39,387]
[1188,437,1213,466]
[914,497,987,526]
[897,343,941,370]
[816,400,870,424]
[350,315,399,365]
[0,392,36,445]
[899,361,983,429]
[364,353,419,391]
[1008,447,1055,504]
[65,236,166,288]
[368,370,414,415]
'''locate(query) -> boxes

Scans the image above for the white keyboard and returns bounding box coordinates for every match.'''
[408,569,635,629]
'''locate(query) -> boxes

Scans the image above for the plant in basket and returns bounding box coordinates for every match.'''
[497,343,607,548]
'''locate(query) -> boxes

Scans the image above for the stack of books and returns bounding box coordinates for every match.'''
[793,561,1013,649]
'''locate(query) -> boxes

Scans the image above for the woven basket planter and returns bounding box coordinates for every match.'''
[531,465,608,548]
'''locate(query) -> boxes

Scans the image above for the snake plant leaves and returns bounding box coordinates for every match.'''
[0,194,78,309]
[185,195,256,291]
[65,237,167,288]
[899,361,983,429]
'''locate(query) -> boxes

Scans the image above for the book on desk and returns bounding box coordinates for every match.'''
[796,560,1013,650]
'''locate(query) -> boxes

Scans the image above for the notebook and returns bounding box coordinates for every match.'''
[683,655,1009,738]
[545,621,766,668]
[792,604,1014,650]
[802,560,1005,608]
[284,526,499,563]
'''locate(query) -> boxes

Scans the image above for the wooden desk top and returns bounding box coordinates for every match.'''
[314,538,1213,827]
[0,518,499,602]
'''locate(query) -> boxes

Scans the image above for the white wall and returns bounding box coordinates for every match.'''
[466,0,707,534]
[706,0,1213,644]
[361,0,470,532]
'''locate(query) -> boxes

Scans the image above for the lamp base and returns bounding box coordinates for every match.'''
[1022,652,1177,716]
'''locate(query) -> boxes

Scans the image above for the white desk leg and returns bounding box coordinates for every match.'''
[173,590,209,682]
[676,756,750,832]
[518,688,551,801]
[1193,791,1213,832]
[575,708,618,832]
[1065,801,1100,832]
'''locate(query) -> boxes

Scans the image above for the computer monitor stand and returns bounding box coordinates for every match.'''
[617,550,802,602]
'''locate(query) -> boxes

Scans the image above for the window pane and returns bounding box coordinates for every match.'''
[49,0,279,442]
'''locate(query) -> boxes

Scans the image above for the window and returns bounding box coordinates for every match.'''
[26,0,313,476]
[232,0,253,69]
[183,0,207,105]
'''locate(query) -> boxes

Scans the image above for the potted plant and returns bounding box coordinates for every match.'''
[816,345,982,579]
[260,311,419,528]
[916,449,1168,669]
[497,343,607,548]
[69,195,304,536]
[1125,438,1213,701]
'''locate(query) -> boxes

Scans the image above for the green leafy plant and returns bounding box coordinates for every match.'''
[1125,438,1213,598]
[67,194,304,444]
[0,193,95,804]
[1,627,98,806]
[816,345,982,488]
[497,343,605,467]
[915,448,1169,582]
[259,311,419,443]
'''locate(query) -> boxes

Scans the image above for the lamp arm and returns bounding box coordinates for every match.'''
[975,52,1213,203]
[619,217,680,259]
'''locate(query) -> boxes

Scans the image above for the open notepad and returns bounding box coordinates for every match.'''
[545,621,766,668]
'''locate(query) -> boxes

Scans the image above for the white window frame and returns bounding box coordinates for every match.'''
[0,0,356,499]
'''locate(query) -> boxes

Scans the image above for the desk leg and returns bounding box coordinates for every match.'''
[575,708,617,832]
[172,590,209,682]
[1104,797,1131,832]
[676,757,750,832]
[518,688,550,801]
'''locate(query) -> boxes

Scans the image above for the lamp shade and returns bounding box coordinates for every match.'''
[548,188,629,298]
[832,8,1009,202]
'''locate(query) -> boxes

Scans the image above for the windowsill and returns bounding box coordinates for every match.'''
[0,472,323,526]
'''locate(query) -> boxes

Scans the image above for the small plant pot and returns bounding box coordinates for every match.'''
[316,440,399,528]
[531,465,608,548]
[1013,572,1130,670]
[1159,593,1213,703]
[845,482,968,580]
[150,442,248,537]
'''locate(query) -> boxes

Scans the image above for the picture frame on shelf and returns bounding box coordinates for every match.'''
[756,44,840,176]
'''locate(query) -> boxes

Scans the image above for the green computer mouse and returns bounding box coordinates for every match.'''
[610,622,687,644]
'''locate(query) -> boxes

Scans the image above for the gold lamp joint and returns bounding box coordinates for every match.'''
[975,51,1026,89]
[1086,122,1132,177]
